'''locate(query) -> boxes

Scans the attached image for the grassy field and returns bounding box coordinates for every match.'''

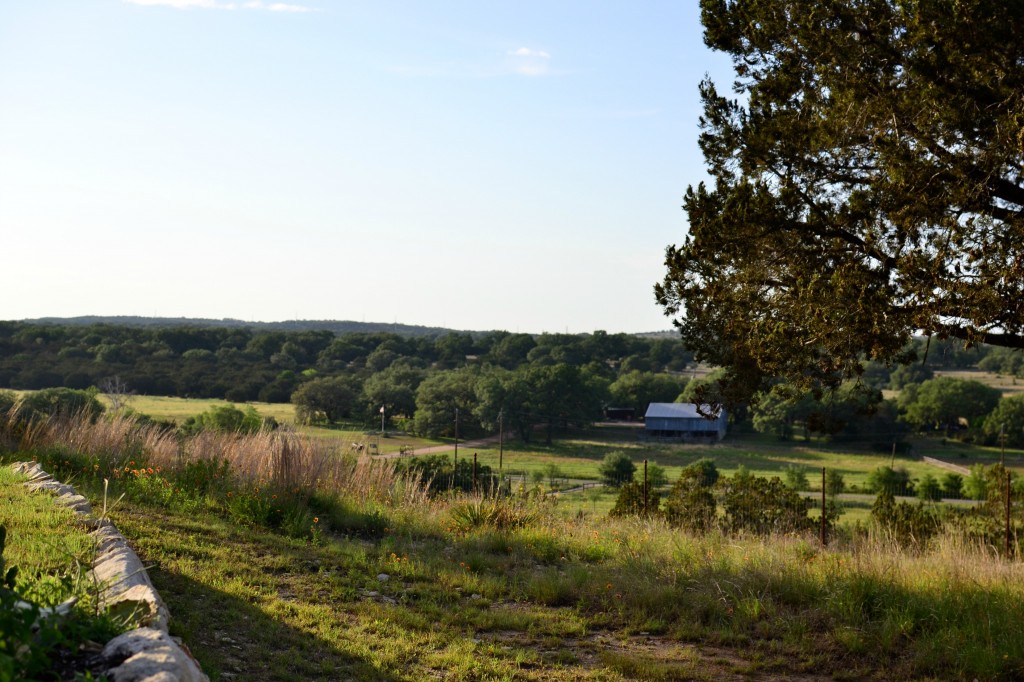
[935,369,1024,396]
[29,453,1024,682]
[95,393,436,456]
[6,407,1024,681]
[98,392,1024,527]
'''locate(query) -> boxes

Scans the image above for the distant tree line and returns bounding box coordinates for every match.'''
[744,335,1024,447]
[0,322,694,438]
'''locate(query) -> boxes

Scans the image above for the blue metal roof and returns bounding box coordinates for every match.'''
[644,403,722,420]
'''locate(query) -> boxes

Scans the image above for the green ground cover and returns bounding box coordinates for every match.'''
[5,407,1024,681]
[0,466,131,679]
[48,461,1024,681]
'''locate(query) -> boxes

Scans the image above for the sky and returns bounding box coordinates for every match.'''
[0,1,735,334]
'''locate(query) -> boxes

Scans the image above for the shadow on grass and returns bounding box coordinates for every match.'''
[110,508,404,682]
[154,573,400,682]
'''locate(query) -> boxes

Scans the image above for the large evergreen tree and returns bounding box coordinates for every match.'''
[656,1,1024,408]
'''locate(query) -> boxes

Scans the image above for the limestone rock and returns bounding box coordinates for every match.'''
[103,628,209,682]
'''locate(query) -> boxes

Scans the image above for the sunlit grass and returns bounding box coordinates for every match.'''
[6,407,1024,680]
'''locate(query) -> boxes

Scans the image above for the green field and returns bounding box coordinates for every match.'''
[94,393,437,456]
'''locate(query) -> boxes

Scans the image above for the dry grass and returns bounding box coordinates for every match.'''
[2,406,428,508]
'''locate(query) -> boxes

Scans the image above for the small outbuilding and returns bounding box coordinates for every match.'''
[603,406,636,421]
[643,403,727,442]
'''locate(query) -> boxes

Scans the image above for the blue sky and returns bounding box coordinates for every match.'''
[0,1,734,333]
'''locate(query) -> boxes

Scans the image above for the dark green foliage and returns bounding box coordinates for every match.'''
[682,458,719,488]
[663,465,717,533]
[609,482,660,519]
[752,382,886,441]
[782,464,809,491]
[18,387,104,422]
[888,363,934,391]
[981,395,1024,447]
[865,466,914,497]
[900,377,1001,435]
[292,375,361,425]
[917,474,943,502]
[720,470,813,535]
[598,451,636,488]
[607,371,686,416]
[362,365,425,422]
[940,473,963,500]
[646,462,668,489]
[655,0,1024,410]
[825,469,845,496]
[413,367,482,437]
[393,454,499,495]
[978,347,1024,377]
[179,404,274,436]
[871,491,943,546]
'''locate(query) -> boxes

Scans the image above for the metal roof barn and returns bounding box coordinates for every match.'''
[643,403,727,442]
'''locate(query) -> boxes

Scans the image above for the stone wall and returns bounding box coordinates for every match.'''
[10,461,208,682]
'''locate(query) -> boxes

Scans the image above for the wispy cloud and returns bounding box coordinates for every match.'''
[248,1,312,11]
[123,0,314,11]
[386,46,563,80]
[507,46,551,76]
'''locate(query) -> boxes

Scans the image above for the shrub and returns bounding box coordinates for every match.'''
[782,463,809,491]
[917,473,943,502]
[17,388,105,423]
[871,490,943,545]
[663,467,716,533]
[940,473,963,499]
[865,465,914,496]
[683,458,719,487]
[609,482,660,518]
[179,404,275,437]
[448,497,537,532]
[964,464,988,500]
[825,469,846,495]
[720,472,814,535]
[598,451,636,487]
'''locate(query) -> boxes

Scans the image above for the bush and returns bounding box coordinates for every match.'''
[940,473,963,499]
[917,473,943,502]
[871,490,943,545]
[179,404,275,437]
[663,465,717,533]
[683,458,719,487]
[825,469,846,495]
[609,482,660,518]
[720,471,814,535]
[782,463,809,491]
[18,388,104,423]
[865,466,914,496]
[598,451,636,487]
[964,464,988,500]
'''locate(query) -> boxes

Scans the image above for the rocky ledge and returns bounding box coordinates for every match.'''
[10,461,208,682]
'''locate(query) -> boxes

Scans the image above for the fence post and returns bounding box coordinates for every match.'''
[1007,470,1012,558]
[643,459,649,516]
[473,453,478,493]
[821,467,827,547]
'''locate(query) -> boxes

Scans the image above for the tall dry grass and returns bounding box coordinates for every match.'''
[2,408,428,508]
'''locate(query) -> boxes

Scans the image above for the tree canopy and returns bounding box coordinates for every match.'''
[656,0,1024,408]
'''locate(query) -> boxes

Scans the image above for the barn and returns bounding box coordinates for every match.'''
[643,403,727,442]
